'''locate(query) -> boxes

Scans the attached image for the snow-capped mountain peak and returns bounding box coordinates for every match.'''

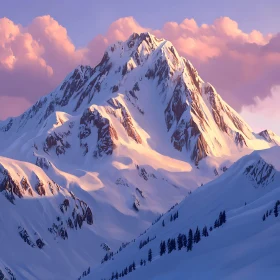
[0,32,280,279]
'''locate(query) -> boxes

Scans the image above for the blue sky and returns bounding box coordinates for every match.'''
[1,0,280,47]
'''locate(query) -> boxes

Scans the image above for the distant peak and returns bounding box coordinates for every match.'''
[259,129,275,136]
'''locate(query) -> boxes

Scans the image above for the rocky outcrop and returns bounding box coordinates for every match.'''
[133,198,140,211]
[107,99,142,144]
[43,132,71,156]
[259,130,280,145]
[0,166,23,203]
[20,177,33,196]
[244,158,276,187]
[49,193,94,240]
[0,267,16,280]
[59,65,95,108]
[36,157,51,170]
[34,176,46,196]
[79,107,118,157]
[18,226,36,248]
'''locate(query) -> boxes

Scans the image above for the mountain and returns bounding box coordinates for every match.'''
[85,146,280,280]
[0,32,276,165]
[0,32,279,279]
[259,129,280,145]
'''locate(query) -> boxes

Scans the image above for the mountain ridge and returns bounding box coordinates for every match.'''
[0,32,279,279]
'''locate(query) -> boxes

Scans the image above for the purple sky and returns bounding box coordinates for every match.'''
[0,1,280,134]
[2,0,280,46]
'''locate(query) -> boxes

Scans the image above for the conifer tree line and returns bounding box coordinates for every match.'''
[262,200,280,221]
[102,210,226,280]
[77,267,90,279]
[139,235,156,249]
[169,211,179,222]
[214,211,226,228]
[106,261,136,280]
[159,211,225,257]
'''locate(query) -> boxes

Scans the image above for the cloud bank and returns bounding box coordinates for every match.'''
[0,15,279,131]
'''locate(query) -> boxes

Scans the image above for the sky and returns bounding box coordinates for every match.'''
[0,0,280,134]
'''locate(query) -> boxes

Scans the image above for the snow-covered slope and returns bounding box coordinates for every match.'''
[258,129,280,145]
[0,32,277,166]
[85,146,280,280]
[0,32,279,279]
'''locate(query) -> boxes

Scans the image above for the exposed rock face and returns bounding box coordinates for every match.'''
[79,107,118,157]
[235,132,247,148]
[18,226,36,248]
[0,166,23,203]
[0,267,16,280]
[133,198,140,211]
[50,193,94,240]
[107,98,142,144]
[35,176,46,196]
[20,177,33,196]
[43,132,71,156]
[244,158,276,187]
[85,207,93,225]
[59,65,95,109]
[259,130,280,145]
[35,157,51,170]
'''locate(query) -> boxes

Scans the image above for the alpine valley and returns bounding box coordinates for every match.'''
[0,33,279,280]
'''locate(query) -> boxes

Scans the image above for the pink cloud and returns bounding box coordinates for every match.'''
[0,15,279,121]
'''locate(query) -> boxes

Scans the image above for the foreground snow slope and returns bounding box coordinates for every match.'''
[86,146,280,280]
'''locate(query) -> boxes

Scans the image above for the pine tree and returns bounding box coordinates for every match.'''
[132,261,136,270]
[177,234,183,250]
[262,214,266,221]
[172,238,177,250]
[116,272,119,279]
[214,219,219,228]
[194,227,201,243]
[162,220,165,227]
[148,248,152,262]
[223,211,226,224]
[274,202,279,217]
[182,234,187,247]
[219,211,223,226]
[167,238,172,254]
[124,267,128,275]
[202,226,209,237]
[160,241,166,256]
[187,229,193,251]
[266,210,269,217]
[111,272,115,280]
[209,226,213,231]
[163,240,166,254]
[170,215,173,222]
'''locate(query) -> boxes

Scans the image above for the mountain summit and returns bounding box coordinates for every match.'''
[0,33,279,279]
[0,32,276,166]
